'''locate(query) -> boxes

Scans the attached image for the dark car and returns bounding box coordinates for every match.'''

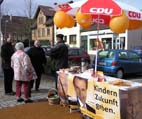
[41,45,51,56]
[92,49,142,78]
[68,47,90,67]
[25,46,90,67]
[28,46,90,73]
[24,46,31,53]
[41,46,90,67]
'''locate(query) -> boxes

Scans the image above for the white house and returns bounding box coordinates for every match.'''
[55,24,142,57]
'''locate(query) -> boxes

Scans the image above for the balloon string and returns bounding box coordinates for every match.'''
[94,14,100,77]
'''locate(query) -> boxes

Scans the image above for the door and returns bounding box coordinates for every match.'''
[81,36,87,52]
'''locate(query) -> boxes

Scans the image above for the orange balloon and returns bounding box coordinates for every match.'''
[81,22,91,29]
[65,14,75,28]
[53,11,68,28]
[128,20,141,30]
[75,10,92,27]
[82,25,90,29]
[109,12,129,34]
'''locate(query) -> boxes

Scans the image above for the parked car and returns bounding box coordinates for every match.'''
[68,47,90,67]
[24,46,53,74]
[24,46,31,53]
[41,46,90,66]
[92,49,142,78]
[25,46,91,73]
[41,45,51,56]
[132,46,142,56]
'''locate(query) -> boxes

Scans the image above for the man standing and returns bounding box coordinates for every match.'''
[27,40,46,91]
[1,36,15,95]
[50,34,68,89]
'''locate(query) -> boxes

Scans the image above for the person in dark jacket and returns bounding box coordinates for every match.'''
[50,34,68,89]
[1,36,15,95]
[27,40,46,91]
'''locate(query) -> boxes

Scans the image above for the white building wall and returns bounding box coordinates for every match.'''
[55,24,142,54]
[81,29,114,55]
[127,29,142,49]
[55,24,80,47]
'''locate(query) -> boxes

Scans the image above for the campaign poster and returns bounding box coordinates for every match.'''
[86,80,120,119]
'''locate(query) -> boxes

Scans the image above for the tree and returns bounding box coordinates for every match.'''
[24,0,36,46]
[24,0,36,18]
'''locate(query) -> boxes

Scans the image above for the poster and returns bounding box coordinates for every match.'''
[57,71,69,101]
[67,74,120,119]
[86,80,120,119]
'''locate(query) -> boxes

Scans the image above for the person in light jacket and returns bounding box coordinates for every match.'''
[11,42,37,103]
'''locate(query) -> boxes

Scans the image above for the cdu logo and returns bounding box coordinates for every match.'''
[89,8,113,15]
[58,4,72,12]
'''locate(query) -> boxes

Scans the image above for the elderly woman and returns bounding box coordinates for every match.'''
[11,42,37,103]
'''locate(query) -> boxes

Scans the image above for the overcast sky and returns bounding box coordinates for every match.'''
[1,0,142,17]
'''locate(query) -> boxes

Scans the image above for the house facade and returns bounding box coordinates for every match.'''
[55,24,142,56]
[32,5,142,56]
[31,5,55,45]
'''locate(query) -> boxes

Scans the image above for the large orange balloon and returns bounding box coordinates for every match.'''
[81,22,91,29]
[53,11,68,28]
[128,20,140,30]
[109,12,129,34]
[75,10,92,27]
[81,24,91,29]
[65,14,75,28]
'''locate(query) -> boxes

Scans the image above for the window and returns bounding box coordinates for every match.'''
[89,39,96,50]
[69,35,76,44]
[64,36,67,42]
[102,38,112,50]
[68,49,78,56]
[81,36,87,52]
[38,29,41,37]
[129,52,140,61]
[39,16,44,24]
[42,28,45,37]
[98,51,114,59]
[119,51,128,60]
[47,28,50,35]
[120,37,125,49]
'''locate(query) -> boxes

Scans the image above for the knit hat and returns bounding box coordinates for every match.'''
[56,34,64,39]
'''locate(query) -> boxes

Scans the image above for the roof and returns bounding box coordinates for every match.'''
[34,5,55,19]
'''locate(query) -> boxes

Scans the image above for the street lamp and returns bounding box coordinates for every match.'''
[0,0,3,75]
[4,20,8,40]
[0,0,4,49]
